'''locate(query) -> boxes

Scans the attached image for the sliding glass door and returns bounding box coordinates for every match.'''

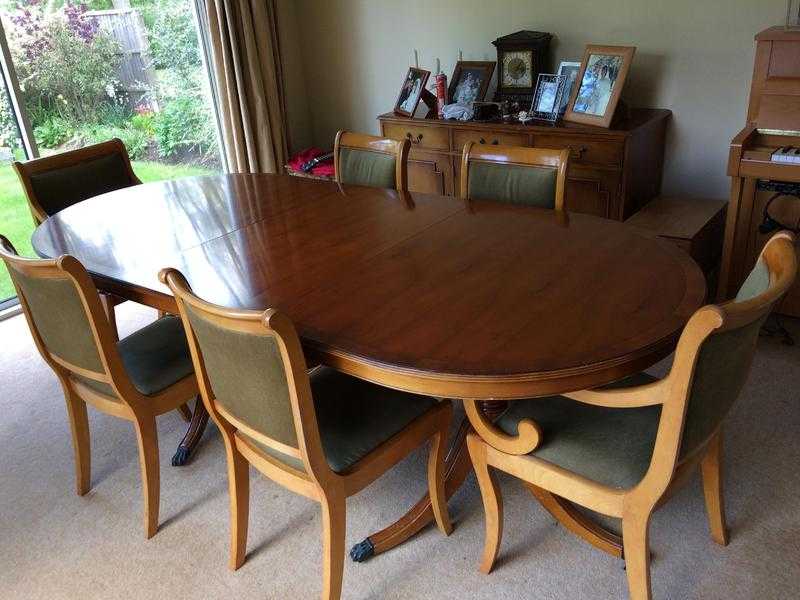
[0,0,222,306]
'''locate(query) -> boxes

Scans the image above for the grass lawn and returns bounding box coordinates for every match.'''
[0,160,213,301]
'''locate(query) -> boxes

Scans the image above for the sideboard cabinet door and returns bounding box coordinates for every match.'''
[407,150,453,196]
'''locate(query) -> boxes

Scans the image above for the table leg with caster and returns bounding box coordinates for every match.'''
[349,400,507,562]
[171,396,210,466]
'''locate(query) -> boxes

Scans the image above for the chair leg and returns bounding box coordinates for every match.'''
[466,433,503,574]
[64,387,91,496]
[320,488,346,600]
[622,509,654,600]
[700,430,729,546]
[427,426,453,536]
[99,293,119,340]
[133,415,160,539]
[224,436,250,570]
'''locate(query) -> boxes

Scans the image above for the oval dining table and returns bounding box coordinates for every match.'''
[31,173,706,563]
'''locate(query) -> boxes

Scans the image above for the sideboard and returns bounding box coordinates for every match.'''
[378,108,671,220]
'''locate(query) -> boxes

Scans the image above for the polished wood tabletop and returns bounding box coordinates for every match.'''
[32,173,706,400]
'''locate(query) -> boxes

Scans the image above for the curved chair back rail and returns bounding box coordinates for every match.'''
[0,234,198,539]
[334,130,410,191]
[13,138,140,225]
[460,142,570,210]
[465,230,797,600]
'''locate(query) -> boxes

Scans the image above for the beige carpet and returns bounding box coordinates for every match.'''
[1,302,799,599]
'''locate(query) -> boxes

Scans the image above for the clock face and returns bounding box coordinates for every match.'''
[502,50,533,88]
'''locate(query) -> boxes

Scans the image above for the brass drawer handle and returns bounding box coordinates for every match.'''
[478,138,500,145]
[406,133,423,145]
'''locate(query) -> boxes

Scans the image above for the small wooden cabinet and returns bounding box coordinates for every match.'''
[378,108,670,220]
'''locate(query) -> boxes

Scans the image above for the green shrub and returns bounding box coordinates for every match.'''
[154,92,216,159]
[75,123,150,160]
[148,2,201,80]
[34,117,75,149]
[8,3,121,126]
[130,112,156,136]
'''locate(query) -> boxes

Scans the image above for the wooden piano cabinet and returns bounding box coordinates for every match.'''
[718,27,800,316]
[378,108,670,221]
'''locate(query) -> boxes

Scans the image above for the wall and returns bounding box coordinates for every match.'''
[286,0,787,199]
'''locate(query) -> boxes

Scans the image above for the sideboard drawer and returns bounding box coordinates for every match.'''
[383,123,449,150]
[534,135,623,167]
[452,129,528,151]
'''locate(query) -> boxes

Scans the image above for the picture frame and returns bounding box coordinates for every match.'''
[564,45,636,128]
[394,67,431,117]
[556,61,581,114]
[448,61,496,106]
[529,73,566,122]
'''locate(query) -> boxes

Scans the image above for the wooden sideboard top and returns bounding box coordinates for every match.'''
[377,108,671,139]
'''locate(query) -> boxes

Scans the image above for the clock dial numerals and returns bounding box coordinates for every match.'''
[502,51,533,88]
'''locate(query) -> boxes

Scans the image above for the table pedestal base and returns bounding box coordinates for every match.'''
[349,400,625,562]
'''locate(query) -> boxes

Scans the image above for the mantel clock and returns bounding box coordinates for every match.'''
[492,30,552,106]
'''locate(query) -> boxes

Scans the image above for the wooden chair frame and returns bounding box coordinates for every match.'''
[0,236,196,539]
[161,267,452,600]
[12,138,142,339]
[334,130,410,192]
[465,231,797,599]
[459,142,569,211]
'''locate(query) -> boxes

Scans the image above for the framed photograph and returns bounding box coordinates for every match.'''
[564,45,635,128]
[556,61,581,114]
[529,74,566,122]
[394,67,431,117]
[448,61,496,105]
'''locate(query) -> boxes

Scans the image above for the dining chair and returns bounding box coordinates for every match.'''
[334,130,410,191]
[161,267,453,600]
[459,142,569,209]
[464,230,797,600]
[13,138,142,339]
[0,235,198,539]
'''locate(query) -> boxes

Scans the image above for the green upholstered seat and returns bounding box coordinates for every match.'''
[28,152,134,217]
[79,316,194,398]
[497,256,773,494]
[496,373,661,490]
[338,147,397,189]
[244,367,438,473]
[467,161,557,208]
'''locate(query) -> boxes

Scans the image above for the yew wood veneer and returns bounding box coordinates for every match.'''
[31,174,706,561]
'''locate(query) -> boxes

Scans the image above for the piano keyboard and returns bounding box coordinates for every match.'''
[771,146,800,164]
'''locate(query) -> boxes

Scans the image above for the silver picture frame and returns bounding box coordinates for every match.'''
[529,73,567,122]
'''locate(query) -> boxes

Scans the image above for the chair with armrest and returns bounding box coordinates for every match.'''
[465,231,797,599]
[161,267,453,600]
[460,142,569,210]
[13,138,143,339]
[0,235,198,539]
[334,130,410,191]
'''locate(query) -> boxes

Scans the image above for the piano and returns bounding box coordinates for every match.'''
[719,26,800,316]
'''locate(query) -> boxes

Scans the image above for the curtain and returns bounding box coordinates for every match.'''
[203,0,288,174]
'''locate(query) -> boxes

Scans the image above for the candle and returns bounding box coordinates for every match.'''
[436,57,440,74]
[459,49,463,61]
[414,49,419,68]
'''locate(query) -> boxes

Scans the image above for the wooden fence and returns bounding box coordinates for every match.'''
[85,8,158,110]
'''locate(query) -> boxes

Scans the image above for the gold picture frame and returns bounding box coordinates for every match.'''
[563,45,635,128]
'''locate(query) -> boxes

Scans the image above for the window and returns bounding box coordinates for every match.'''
[0,0,222,304]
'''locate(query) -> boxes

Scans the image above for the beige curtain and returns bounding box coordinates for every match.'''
[204,0,288,173]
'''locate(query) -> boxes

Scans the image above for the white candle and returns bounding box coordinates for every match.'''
[436,57,440,74]
[414,49,419,68]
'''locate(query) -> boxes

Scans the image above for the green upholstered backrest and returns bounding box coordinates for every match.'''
[28,152,134,217]
[9,266,104,374]
[338,147,397,189]
[185,305,298,450]
[681,258,770,457]
[467,161,557,208]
